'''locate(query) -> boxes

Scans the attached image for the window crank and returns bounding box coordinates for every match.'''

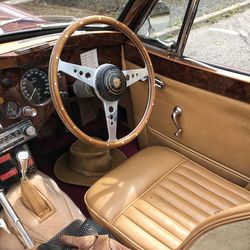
[171,106,183,137]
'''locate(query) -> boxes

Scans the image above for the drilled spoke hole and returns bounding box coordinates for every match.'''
[85,72,91,79]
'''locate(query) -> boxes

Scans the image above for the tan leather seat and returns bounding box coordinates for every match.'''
[85,147,250,249]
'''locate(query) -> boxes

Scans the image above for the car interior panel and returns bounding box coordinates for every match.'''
[0,0,249,249]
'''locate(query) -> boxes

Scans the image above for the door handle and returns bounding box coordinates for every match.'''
[140,76,165,88]
[155,78,165,88]
[171,106,183,137]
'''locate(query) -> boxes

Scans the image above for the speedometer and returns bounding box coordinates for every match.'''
[20,68,50,106]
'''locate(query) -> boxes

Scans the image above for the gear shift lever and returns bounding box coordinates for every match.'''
[16,151,29,181]
[17,150,52,220]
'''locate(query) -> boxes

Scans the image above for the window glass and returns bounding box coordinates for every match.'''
[138,0,189,44]
[0,0,129,35]
[184,0,250,72]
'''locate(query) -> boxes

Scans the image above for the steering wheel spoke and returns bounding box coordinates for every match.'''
[103,101,118,141]
[58,59,96,88]
[123,67,148,87]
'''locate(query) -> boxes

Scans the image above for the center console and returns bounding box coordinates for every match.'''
[0,120,37,189]
[0,120,36,154]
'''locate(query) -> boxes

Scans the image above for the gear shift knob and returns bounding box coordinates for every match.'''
[16,151,29,181]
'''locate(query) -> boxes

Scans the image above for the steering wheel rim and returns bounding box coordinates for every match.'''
[49,15,155,148]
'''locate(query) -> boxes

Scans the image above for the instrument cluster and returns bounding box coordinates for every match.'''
[1,67,51,120]
[0,66,66,131]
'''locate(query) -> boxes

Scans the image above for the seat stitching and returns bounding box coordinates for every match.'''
[111,160,187,224]
[140,198,192,232]
[173,171,236,206]
[166,178,222,211]
[122,213,172,249]
[184,164,250,197]
[181,164,250,202]
[156,185,211,218]
[130,205,184,242]
[150,191,199,224]
[158,183,213,217]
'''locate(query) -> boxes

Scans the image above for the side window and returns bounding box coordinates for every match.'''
[138,0,189,45]
[184,0,250,72]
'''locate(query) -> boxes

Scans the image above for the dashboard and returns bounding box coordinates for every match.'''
[0,36,60,131]
[0,31,124,133]
[0,63,65,131]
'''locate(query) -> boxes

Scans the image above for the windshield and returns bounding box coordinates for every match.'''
[0,0,129,35]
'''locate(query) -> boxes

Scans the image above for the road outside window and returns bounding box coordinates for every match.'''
[184,0,250,73]
[138,0,249,73]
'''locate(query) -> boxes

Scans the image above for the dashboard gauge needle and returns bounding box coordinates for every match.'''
[29,88,36,101]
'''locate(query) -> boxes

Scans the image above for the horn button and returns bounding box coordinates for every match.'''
[95,64,127,102]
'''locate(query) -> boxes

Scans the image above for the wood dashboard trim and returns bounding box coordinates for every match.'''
[0,31,125,69]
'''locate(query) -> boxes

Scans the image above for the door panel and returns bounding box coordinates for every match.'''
[127,61,250,186]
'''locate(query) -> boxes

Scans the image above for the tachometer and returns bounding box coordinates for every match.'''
[20,68,50,106]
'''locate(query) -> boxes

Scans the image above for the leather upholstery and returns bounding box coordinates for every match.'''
[0,171,85,249]
[85,146,250,250]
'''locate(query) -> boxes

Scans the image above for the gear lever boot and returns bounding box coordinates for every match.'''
[17,151,53,219]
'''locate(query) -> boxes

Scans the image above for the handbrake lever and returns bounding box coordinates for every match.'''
[0,217,11,234]
[0,189,34,249]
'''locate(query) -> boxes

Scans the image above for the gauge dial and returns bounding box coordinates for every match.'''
[4,101,21,119]
[20,68,50,106]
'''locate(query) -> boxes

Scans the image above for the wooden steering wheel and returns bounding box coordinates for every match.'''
[49,16,155,148]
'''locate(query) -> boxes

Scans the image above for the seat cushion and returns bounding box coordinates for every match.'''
[85,146,250,250]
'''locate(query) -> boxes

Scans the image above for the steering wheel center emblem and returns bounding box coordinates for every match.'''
[113,77,121,89]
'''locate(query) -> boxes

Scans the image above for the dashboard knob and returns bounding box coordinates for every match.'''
[1,78,12,88]
[23,106,37,117]
[24,126,36,137]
